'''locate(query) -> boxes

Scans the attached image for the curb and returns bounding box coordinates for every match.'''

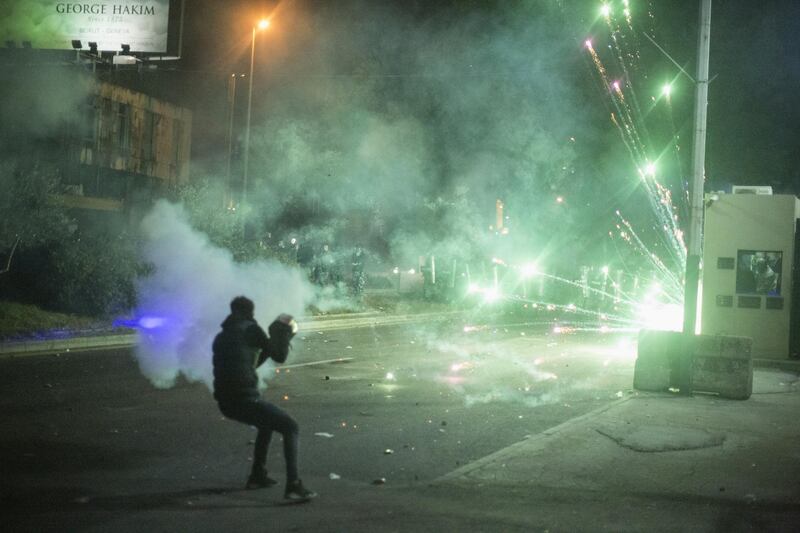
[753,358,800,372]
[0,310,466,358]
[0,333,138,358]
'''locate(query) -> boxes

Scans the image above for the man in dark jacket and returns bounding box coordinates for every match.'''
[212,296,316,500]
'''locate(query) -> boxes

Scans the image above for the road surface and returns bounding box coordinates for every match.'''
[2,316,637,531]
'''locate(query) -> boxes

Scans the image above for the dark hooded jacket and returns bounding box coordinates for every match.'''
[212,314,293,404]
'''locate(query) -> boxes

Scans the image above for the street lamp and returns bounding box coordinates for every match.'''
[241,18,270,210]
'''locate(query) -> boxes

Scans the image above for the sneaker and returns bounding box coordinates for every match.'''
[284,479,317,500]
[246,469,278,489]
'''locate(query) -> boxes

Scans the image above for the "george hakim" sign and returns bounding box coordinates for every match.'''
[1,1,171,53]
[56,3,158,15]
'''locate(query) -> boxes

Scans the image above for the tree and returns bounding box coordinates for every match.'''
[0,161,73,276]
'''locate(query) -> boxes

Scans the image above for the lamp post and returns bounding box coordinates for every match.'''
[225,73,245,209]
[241,18,269,210]
[682,0,711,335]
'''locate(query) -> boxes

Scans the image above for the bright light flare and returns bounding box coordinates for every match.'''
[483,288,500,303]
[257,19,270,30]
[520,262,539,279]
[467,284,502,304]
[139,316,166,329]
[450,361,474,373]
[662,83,672,97]
[600,4,611,18]
[616,338,637,360]
[639,302,683,332]
[385,372,396,381]
[585,39,593,49]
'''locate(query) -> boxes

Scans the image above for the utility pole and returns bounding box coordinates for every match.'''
[242,26,256,210]
[240,20,269,236]
[682,0,712,335]
[225,74,239,209]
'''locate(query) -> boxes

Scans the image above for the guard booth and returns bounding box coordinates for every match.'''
[701,189,800,359]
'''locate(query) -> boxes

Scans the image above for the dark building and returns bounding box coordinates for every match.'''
[0,57,192,222]
[60,79,193,215]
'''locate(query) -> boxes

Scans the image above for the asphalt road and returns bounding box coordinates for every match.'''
[1,317,637,531]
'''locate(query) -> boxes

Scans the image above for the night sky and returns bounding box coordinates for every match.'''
[171,0,800,191]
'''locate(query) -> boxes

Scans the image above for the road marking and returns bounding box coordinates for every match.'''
[279,357,355,369]
[435,396,630,482]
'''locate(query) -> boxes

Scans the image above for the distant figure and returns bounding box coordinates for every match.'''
[212,296,316,501]
[296,241,315,279]
[313,244,334,286]
[351,246,366,297]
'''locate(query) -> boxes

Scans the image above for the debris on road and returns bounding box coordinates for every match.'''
[372,478,386,485]
[383,448,394,454]
[328,473,341,480]
[314,432,334,438]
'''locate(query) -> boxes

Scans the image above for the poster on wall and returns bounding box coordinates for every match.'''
[0,1,170,52]
[736,250,782,296]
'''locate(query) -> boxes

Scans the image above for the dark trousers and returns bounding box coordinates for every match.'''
[219,399,299,482]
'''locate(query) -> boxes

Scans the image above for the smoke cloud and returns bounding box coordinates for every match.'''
[0,66,90,140]
[133,200,314,389]
[220,1,599,273]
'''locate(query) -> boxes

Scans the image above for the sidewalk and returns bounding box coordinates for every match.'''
[435,366,800,530]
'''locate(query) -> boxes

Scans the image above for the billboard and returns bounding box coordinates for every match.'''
[1,1,171,53]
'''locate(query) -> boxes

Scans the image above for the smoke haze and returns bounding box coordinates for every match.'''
[133,200,314,388]
[218,1,599,270]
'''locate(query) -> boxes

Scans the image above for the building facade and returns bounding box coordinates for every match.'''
[60,79,192,213]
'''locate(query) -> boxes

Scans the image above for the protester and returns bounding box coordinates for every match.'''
[212,296,316,501]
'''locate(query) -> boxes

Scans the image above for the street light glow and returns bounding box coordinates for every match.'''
[662,83,672,97]
[600,4,611,18]
[257,19,270,30]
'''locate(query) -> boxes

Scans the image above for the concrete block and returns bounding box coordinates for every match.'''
[634,330,752,400]
[692,335,753,400]
[633,330,688,392]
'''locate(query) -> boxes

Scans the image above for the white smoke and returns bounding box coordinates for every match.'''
[133,200,315,389]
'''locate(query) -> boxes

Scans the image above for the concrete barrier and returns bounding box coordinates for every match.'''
[634,330,752,400]
[692,334,753,400]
